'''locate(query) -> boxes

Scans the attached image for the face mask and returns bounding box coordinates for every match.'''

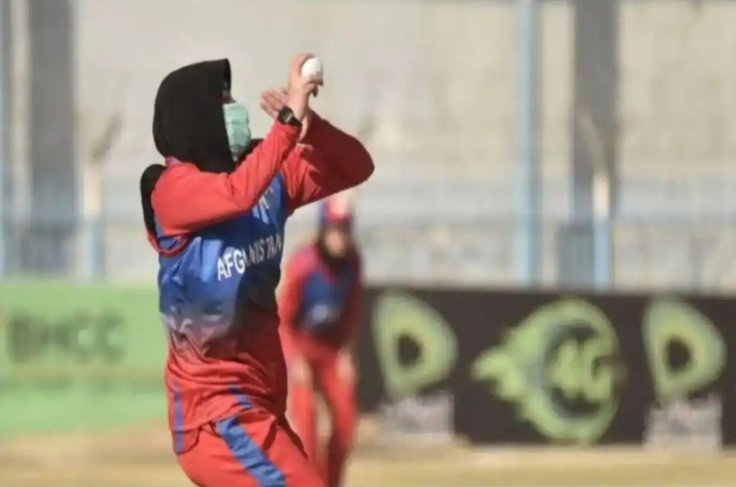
[223,102,252,161]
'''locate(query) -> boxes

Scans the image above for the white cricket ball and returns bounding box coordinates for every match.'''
[301,57,323,78]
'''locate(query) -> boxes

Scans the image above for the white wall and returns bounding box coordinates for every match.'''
[66,0,736,287]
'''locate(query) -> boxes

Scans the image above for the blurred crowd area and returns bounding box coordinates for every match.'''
[0,0,735,291]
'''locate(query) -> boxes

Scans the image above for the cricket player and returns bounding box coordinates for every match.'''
[139,53,373,487]
[279,195,363,487]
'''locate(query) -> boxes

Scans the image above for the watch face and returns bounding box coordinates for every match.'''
[279,107,300,126]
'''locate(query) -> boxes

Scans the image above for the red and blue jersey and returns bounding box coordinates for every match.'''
[157,173,287,344]
[148,115,373,436]
[279,244,363,361]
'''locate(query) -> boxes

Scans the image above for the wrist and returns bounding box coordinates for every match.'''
[277,106,303,128]
[286,95,307,121]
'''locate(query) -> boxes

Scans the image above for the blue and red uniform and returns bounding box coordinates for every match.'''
[278,200,363,487]
[140,60,373,487]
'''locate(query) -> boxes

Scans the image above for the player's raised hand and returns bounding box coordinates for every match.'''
[261,87,312,141]
[286,53,323,121]
[260,88,287,119]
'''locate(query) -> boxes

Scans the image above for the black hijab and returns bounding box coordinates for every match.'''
[141,59,236,237]
[152,59,234,173]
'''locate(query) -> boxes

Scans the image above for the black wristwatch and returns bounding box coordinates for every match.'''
[277,106,302,127]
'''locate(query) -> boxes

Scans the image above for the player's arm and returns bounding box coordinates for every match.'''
[281,112,374,213]
[259,89,374,214]
[278,252,310,359]
[279,256,314,387]
[334,256,364,384]
[152,123,300,235]
[340,256,365,350]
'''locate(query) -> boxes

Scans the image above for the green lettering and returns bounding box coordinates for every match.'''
[644,299,725,404]
[373,292,457,400]
[472,299,624,444]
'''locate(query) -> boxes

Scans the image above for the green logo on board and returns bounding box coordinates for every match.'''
[473,299,626,444]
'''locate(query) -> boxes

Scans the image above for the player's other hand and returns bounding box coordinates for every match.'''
[290,356,312,387]
[261,88,312,141]
[337,349,356,385]
[286,53,323,121]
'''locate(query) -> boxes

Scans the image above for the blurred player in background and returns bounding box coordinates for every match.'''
[139,53,373,487]
[279,193,364,487]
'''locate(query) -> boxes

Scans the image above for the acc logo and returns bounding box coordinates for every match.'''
[472,299,626,444]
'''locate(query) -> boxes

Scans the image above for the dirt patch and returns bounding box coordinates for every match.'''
[3,418,736,487]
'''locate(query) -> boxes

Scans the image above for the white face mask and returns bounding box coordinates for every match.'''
[223,102,252,161]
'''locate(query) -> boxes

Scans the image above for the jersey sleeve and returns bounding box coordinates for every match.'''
[281,113,374,215]
[339,254,364,349]
[152,122,300,235]
[278,250,310,358]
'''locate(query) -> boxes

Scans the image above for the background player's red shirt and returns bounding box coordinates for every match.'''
[279,244,363,362]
